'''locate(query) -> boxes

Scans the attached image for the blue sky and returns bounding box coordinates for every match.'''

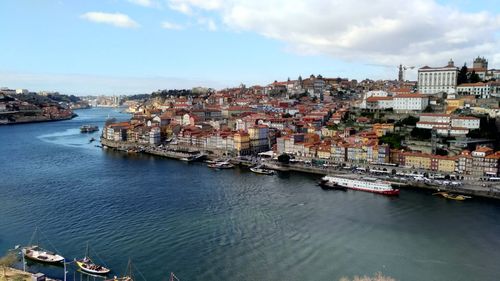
[0,0,499,95]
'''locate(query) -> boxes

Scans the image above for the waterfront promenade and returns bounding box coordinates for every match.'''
[101,138,500,200]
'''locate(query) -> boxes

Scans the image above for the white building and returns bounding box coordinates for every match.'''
[451,116,480,129]
[416,113,480,136]
[456,82,494,99]
[16,89,29,95]
[393,94,429,113]
[418,59,458,95]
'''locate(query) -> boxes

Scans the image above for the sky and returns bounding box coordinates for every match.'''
[0,0,499,95]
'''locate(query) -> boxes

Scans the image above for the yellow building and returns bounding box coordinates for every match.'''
[445,99,464,114]
[372,123,394,137]
[233,131,250,154]
[403,153,431,170]
[436,156,457,173]
[317,145,332,159]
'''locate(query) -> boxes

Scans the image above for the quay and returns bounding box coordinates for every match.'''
[100,138,500,200]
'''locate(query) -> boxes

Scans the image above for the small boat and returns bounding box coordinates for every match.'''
[80,125,99,133]
[180,154,205,162]
[250,166,274,175]
[22,245,65,264]
[105,259,134,281]
[22,228,65,264]
[89,137,96,143]
[317,179,347,191]
[208,161,234,169]
[75,244,111,275]
[433,192,471,201]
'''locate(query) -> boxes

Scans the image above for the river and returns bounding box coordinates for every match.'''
[0,108,499,281]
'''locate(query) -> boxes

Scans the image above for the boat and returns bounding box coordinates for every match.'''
[105,259,134,281]
[433,192,471,201]
[80,125,99,133]
[75,244,111,275]
[22,228,65,264]
[250,166,274,175]
[180,154,205,162]
[208,161,234,169]
[22,245,65,264]
[317,179,347,191]
[89,137,96,143]
[322,176,400,195]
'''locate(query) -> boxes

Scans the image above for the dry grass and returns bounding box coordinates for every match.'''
[340,272,397,281]
[0,268,31,281]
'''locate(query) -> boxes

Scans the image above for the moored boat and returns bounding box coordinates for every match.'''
[75,244,111,275]
[433,192,470,201]
[22,245,65,264]
[250,166,274,175]
[208,161,234,169]
[317,179,347,191]
[76,258,111,275]
[322,176,399,195]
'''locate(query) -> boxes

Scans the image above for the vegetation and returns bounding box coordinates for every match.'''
[469,71,481,83]
[379,133,404,149]
[457,64,468,85]
[0,251,17,278]
[410,127,432,140]
[277,153,291,164]
[396,115,418,126]
[422,105,434,113]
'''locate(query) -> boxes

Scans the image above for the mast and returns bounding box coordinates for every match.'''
[85,242,89,258]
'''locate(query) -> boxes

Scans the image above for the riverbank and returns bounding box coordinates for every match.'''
[101,138,500,200]
[1,267,60,281]
[0,113,77,125]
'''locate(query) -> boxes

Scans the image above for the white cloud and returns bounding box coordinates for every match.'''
[161,21,184,30]
[166,0,500,68]
[198,17,217,31]
[80,12,139,28]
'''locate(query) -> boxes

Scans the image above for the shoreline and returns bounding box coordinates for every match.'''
[100,138,500,200]
[0,113,77,126]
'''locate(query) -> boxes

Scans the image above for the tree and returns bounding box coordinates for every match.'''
[422,105,434,113]
[411,127,432,140]
[379,133,404,149]
[396,115,418,126]
[469,71,481,83]
[277,154,290,164]
[457,64,468,85]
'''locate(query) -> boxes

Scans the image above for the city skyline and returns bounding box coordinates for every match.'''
[1,0,499,95]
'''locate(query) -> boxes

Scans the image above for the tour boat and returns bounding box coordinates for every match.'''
[317,179,347,191]
[75,244,111,275]
[80,125,99,133]
[22,245,65,264]
[250,166,274,175]
[322,176,399,195]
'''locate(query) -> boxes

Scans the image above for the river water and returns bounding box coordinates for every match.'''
[0,108,499,281]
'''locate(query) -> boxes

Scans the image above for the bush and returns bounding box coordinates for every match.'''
[277,154,291,164]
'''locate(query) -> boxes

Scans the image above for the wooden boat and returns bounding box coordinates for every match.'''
[105,259,134,281]
[75,244,111,275]
[433,192,471,201]
[317,179,347,191]
[250,167,274,175]
[22,245,64,264]
[22,228,65,264]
